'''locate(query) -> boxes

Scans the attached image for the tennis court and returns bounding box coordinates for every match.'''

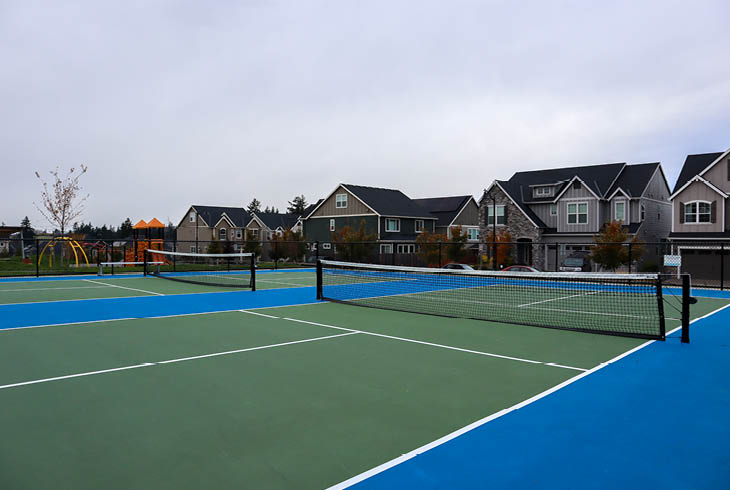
[1,264,729,489]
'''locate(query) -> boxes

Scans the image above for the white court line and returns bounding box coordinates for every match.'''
[282,317,587,371]
[324,301,730,490]
[240,310,279,319]
[0,301,325,333]
[0,331,357,390]
[83,279,164,296]
[518,291,599,307]
[0,285,110,292]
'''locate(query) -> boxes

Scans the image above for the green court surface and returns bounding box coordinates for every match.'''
[1,296,728,490]
[0,270,316,305]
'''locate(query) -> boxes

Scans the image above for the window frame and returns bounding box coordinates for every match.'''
[640,203,646,221]
[219,228,226,240]
[189,211,196,222]
[534,186,552,197]
[385,218,400,232]
[415,219,424,233]
[487,205,506,226]
[684,200,712,224]
[550,204,557,216]
[567,202,588,225]
[329,219,335,232]
[236,229,242,239]
[397,244,415,254]
[380,243,393,254]
[467,228,479,240]
[335,193,348,209]
[614,200,626,222]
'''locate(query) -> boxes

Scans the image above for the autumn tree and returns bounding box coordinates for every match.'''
[416,231,448,267]
[331,220,377,262]
[287,195,308,214]
[484,229,513,269]
[243,229,262,257]
[34,165,89,236]
[446,226,468,263]
[590,221,645,272]
[270,230,307,267]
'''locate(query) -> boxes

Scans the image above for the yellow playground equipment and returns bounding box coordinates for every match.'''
[38,236,91,268]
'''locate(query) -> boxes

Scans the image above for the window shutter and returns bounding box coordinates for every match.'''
[711,201,717,223]
[503,205,508,225]
[679,202,685,224]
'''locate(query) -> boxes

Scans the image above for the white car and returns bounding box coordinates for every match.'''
[442,263,475,271]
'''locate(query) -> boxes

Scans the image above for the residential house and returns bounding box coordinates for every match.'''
[667,149,730,281]
[479,162,671,269]
[246,212,302,241]
[0,226,24,254]
[413,195,480,244]
[303,184,437,255]
[176,205,251,252]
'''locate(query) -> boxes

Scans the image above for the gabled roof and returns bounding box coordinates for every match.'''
[300,200,322,220]
[253,212,300,231]
[412,195,474,227]
[672,152,725,194]
[606,162,661,198]
[512,162,627,203]
[190,205,250,228]
[342,184,435,219]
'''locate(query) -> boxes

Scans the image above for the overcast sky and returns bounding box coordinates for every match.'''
[2,0,729,229]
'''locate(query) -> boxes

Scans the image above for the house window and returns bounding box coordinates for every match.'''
[415,220,424,232]
[329,219,335,232]
[335,193,348,209]
[189,211,196,222]
[250,229,260,239]
[487,205,505,225]
[397,244,415,254]
[467,228,479,240]
[385,218,400,232]
[614,201,625,222]
[640,204,646,221]
[380,244,393,254]
[567,202,588,224]
[190,246,197,253]
[684,201,711,223]
[534,186,552,197]
[322,243,331,250]
[236,229,242,239]
[219,228,226,240]
[550,204,557,216]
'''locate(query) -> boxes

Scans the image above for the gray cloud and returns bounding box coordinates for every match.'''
[1,0,728,229]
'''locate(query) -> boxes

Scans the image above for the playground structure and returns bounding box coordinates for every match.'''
[38,236,91,268]
[126,218,167,264]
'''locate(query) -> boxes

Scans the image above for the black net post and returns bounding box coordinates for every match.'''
[316,260,323,299]
[143,249,148,277]
[250,254,256,291]
[656,277,666,340]
[315,241,320,262]
[681,274,690,344]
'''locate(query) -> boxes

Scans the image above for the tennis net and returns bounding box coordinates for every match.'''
[317,260,669,340]
[145,250,255,289]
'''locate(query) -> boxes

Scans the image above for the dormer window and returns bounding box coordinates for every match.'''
[534,186,552,197]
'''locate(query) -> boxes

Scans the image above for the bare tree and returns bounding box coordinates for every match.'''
[34,165,89,236]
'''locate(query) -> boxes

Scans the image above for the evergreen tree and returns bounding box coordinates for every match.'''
[287,195,308,215]
[247,199,261,214]
[20,216,32,230]
[118,218,133,238]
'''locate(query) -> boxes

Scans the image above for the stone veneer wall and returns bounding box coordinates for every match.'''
[479,186,544,267]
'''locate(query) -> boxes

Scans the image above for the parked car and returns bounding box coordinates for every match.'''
[502,265,541,272]
[442,263,474,271]
[559,252,592,272]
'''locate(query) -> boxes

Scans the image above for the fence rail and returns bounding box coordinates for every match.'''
[0,237,727,289]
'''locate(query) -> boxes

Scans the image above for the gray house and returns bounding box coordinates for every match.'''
[246,212,302,241]
[412,195,480,243]
[303,184,436,255]
[668,149,730,280]
[176,205,251,252]
[479,162,671,269]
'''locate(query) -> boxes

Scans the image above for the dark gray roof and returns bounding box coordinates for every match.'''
[301,200,322,219]
[343,184,435,219]
[254,212,299,230]
[192,205,250,227]
[606,162,661,197]
[413,196,473,227]
[672,152,725,194]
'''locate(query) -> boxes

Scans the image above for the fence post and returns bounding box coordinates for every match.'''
[492,241,497,271]
[628,243,633,273]
[35,238,40,277]
[721,243,725,290]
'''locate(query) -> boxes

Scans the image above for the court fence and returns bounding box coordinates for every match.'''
[0,237,728,289]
